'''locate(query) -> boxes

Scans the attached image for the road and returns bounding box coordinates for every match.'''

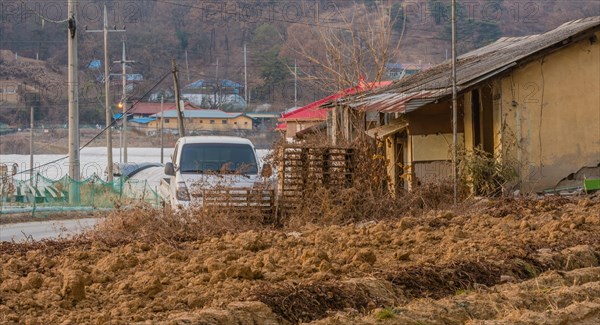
[0,217,102,242]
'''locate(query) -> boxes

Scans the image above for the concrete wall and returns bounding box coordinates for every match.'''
[496,31,600,192]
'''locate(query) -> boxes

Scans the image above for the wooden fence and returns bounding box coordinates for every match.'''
[277,146,355,210]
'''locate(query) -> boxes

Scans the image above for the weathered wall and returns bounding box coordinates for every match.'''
[498,30,600,192]
[413,161,453,185]
[406,99,465,135]
[411,133,459,161]
[410,133,463,186]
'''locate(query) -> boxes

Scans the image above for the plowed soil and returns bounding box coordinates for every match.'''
[1,196,600,324]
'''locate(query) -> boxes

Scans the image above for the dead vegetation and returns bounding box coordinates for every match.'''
[1,139,600,323]
[1,193,599,324]
[88,205,270,246]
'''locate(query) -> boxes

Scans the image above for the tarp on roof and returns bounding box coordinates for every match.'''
[113,113,133,120]
[87,60,101,69]
[129,117,156,124]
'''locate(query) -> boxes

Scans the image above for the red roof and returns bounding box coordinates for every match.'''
[279,81,392,122]
[129,101,200,115]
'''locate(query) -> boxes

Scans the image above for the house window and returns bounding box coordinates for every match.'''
[234,122,238,125]
[165,118,170,123]
[244,122,248,125]
[222,120,227,124]
[210,120,215,124]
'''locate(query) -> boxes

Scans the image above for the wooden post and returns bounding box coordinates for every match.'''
[160,96,164,164]
[29,107,34,185]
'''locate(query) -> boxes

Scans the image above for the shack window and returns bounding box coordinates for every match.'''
[165,119,170,123]
[222,120,227,124]
[210,120,215,124]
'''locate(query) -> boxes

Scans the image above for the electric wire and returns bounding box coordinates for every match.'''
[14,70,172,176]
[17,0,70,24]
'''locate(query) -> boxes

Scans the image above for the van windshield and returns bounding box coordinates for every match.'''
[179,143,258,174]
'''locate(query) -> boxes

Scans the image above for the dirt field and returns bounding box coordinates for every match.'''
[1,195,599,324]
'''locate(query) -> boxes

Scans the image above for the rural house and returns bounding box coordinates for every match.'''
[279,81,392,141]
[127,101,200,119]
[149,109,253,132]
[333,16,600,194]
[182,79,246,110]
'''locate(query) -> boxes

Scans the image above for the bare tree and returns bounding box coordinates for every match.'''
[284,1,405,143]
[285,1,403,93]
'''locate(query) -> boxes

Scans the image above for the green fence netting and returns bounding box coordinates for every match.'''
[0,172,161,214]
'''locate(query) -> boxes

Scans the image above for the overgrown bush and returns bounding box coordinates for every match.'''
[271,136,455,228]
[457,146,519,197]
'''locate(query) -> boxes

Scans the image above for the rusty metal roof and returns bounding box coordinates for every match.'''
[344,16,600,113]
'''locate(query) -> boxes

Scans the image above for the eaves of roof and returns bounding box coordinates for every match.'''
[338,16,600,113]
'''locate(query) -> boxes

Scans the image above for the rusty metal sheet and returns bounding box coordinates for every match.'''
[334,16,600,113]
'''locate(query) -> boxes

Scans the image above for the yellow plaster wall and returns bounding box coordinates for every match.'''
[498,31,600,192]
[148,116,253,131]
[411,133,463,162]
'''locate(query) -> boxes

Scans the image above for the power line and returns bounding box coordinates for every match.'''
[17,0,69,24]
[14,70,172,176]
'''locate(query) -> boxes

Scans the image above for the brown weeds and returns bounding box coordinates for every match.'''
[250,280,386,323]
[86,204,270,246]
[277,138,456,228]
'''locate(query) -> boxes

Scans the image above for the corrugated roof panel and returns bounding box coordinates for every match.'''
[365,119,408,139]
[341,16,600,113]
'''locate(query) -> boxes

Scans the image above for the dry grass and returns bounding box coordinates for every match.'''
[250,280,387,323]
[86,204,271,246]
[276,138,457,228]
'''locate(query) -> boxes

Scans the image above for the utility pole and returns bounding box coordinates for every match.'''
[68,0,80,203]
[29,107,34,185]
[215,58,219,105]
[86,5,125,181]
[172,59,185,137]
[114,38,134,163]
[160,96,164,164]
[451,0,458,204]
[294,59,298,107]
[244,43,248,103]
[185,50,190,81]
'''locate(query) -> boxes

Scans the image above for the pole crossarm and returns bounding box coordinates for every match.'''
[84,5,127,180]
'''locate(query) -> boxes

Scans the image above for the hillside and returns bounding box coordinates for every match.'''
[0,0,598,123]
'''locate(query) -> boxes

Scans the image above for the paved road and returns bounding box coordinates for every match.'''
[0,217,102,242]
